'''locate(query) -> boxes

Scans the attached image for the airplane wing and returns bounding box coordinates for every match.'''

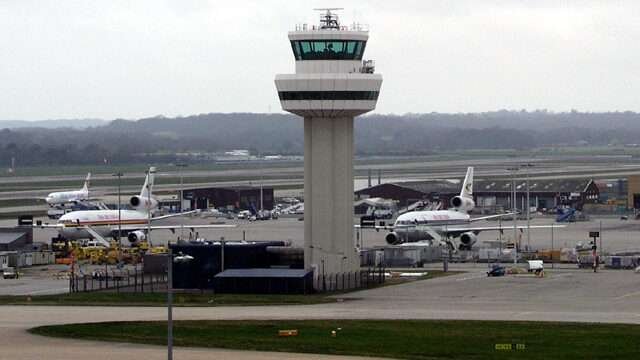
[354,224,394,231]
[150,210,199,221]
[439,224,566,237]
[111,224,236,232]
[470,213,516,222]
[33,223,64,229]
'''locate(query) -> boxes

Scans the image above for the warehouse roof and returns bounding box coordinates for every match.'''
[0,233,24,244]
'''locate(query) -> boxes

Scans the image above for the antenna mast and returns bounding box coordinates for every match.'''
[313,7,343,29]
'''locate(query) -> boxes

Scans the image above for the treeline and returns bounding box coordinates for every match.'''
[1,111,640,166]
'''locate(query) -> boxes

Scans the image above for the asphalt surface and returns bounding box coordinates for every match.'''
[17,214,640,254]
[2,155,640,202]
[1,269,640,359]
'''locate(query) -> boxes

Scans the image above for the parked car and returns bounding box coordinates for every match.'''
[487,264,505,277]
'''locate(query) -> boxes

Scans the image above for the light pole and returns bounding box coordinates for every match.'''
[167,248,173,360]
[520,163,534,250]
[175,163,188,240]
[112,172,123,246]
[507,167,520,264]
[259,153,264,213]
[167,249,193,360]
[146,169,152,245]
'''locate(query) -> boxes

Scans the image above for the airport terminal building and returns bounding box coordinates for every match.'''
[356,179,600,213]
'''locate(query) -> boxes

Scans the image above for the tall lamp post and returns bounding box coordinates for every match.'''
[112,172,123,245]
[507,167,520,264]
[520,163,534,250]
[167,249,193,360]
[175,163,188,240]
[146,169,152,245]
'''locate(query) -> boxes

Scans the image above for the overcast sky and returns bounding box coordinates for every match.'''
[1,0,639,120]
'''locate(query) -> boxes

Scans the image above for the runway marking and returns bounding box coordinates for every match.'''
[615,290,640,300]
[455,273,486,282]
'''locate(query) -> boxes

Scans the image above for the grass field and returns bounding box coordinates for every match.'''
[0,292,337,307]
[30,319,640,359]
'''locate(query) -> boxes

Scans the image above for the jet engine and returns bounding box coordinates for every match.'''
[458,232,477,250]
[127,230,146,245]
[385,232,402,245]
[130,195,158,211]
[450,196,475,212]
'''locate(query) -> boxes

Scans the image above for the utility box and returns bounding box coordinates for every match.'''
[527,260,544,272]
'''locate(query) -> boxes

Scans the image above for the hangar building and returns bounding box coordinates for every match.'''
[182,186,274,211]
[355,178,600,213]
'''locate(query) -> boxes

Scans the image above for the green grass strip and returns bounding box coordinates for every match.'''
[30,319,640,360]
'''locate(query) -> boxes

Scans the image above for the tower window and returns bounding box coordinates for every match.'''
[278,91,379,101]
[290,40,367,60]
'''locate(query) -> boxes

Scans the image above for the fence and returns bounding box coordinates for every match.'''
[314,266,385,293]
[71,267,385,294]
[69,269,167,293]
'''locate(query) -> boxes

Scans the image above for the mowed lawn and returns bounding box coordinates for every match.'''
[0,292,336,306]
[30,319,640,360]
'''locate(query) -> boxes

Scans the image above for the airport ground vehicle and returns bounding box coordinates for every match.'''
[3,267,17,279]
[487,264,505,277]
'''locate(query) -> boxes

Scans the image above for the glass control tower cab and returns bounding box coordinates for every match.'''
[275,9,382,280]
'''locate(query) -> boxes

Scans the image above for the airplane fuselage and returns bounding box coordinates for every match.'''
[392,210,471,243]
[58,210,150,240]
[46,190,89,205]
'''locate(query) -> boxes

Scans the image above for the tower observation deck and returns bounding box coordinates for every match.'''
[275,9,382,281]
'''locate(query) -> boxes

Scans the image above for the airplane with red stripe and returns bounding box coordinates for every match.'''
[38,167,234,246]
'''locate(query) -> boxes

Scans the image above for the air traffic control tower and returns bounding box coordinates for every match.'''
[275,9,382,278]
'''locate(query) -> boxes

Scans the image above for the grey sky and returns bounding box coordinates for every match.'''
[1,0,639,120]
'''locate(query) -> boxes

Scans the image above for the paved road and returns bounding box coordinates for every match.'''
[2,269,640,359]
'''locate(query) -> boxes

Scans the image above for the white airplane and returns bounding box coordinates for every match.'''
[38,167,234,246]
[375,167,563,250]
[45,173,91,205]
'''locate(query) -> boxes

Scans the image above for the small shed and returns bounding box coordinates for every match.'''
[0,232,29,251]
[214,268,313,294]
[27,251,56,266]
[9,252,33,267]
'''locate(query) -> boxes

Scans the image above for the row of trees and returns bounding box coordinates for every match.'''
[2,111,640,166]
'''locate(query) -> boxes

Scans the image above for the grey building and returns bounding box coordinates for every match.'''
[0,230,32,251]
[356,178,599,212]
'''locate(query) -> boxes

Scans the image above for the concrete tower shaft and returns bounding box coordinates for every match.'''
[275,10,382,277]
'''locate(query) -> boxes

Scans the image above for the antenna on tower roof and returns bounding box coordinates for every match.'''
[313,8,343,29]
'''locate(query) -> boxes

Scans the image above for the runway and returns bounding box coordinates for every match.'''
[1,269,639,359]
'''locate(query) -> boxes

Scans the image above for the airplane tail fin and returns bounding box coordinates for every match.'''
[82,172,91,191]
[460,167,473,199]
[139,167,156,199]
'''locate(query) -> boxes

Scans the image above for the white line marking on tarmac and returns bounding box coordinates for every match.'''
[615,290,640,300]
[455,273,486,281]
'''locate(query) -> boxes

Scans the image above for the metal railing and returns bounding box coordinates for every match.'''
[69,269,167,293]
[314,266,385,293]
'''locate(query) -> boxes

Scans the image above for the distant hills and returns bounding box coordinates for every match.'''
[0,119,108,129]
[1,111,640,166]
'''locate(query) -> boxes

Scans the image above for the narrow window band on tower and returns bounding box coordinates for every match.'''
[278,91,379,101]
[290,40,367,60]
